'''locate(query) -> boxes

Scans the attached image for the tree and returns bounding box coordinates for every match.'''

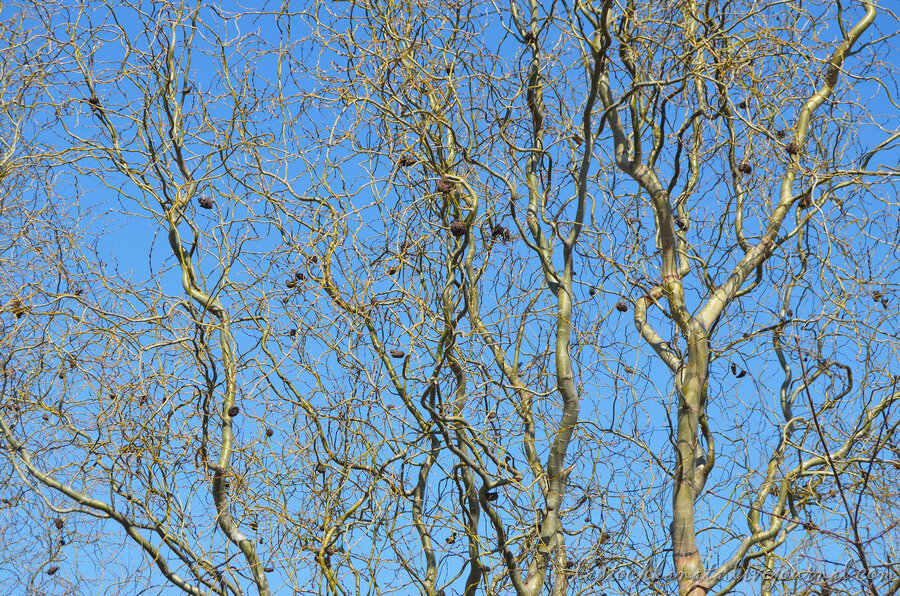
[1,1,899,595]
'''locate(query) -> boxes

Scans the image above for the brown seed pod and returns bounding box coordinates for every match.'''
[449,219,467,237]
[68,355,77,369]
[397,155,416,167]
[522,31,534,43]
[42,413,50,421]
[598,531,610,544]
[389,349,405,359]
[737,162,752,174]
[88,94,101,112]
[387,267,397,275]
[288,328,297,337]
[565,559,577,570]
[674,215,686,230]
[573,134,583,145]
[736,369,747,379]
[589,287,598,296]
[265,428,274,438]
[198,196,214,209]
[436,175,454,194]
[315,462,327,474]
[730,362,738,375]
[264,566,275,573]
[285,277,297,289]
[491,224,511,242]
[615,300,629,313]
[737,100,748,109]
[54,518,64,530]
[785,141,800,155]
[182,85,192,95]
[46,565,59,575]
[797,192,812,209]
[775,129,787,139]
[294,271,305,281]
[227,405,240,417]
[486,491,499,502]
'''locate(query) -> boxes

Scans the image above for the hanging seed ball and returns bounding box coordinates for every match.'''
[227,405,240,417]
[565,559,577,570]
[315,462,327,474]
[737,100,748,109]
[573,134,583,145]
[775,129,787,139]
[674,215,686,230]
[798,192,812,209]
[387,267,398,275]
[615,300,629,313]
[294,271,305,282]
[730,362,738,374]
[389,349,405,359]
[598,531,610,544]
[589,287,598,296]
[785,141,800,156]
[285,277,297,289]
[736,369,747,378]
[198,197,214,209]
[265,428,274,438]
[264,566,275,573]
[42,413,50,421]
[54,518,64,530]
[737,162,752,174]
[46,565,59,575]
[449,219,467,237]
[491,224,511,242]
[288,328,297,338]
[436,175,454,194]
[397,155,416,167]
[68,355,77,369]
[486,491,499,502]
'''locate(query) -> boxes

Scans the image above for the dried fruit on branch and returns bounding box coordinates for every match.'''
[450,220,467,237]
[227,406,240,417]
[389,349,405,359]
[491,224,511,242]
[436,175,454,194]
[616,300,629,313]
[737,162,752,174]
[397,155,416,167]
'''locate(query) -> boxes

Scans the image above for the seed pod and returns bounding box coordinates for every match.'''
[565,559,577,570]
[589,287,598,296]
[436,175,454,194]
[389,349,405,359]
[737,100,748,109]
[397,155,416,167]
[68,355,77,369]
[798,192,812,209]
[315,462,327,474]
[775,129,787,139]
[285,277,297,289]
[486,491,499,502]
[43,413,50,421]
[54,518,64,530]
[289,328,297,338]
[573,134,583,145]
[615,300,629,313]
[736,369,747,379]
[598,531,610,544]
[227,405,240,417]
[785,141,800,155]
[449,219,467,237]
[674,215,686,230]
[737,162,752,174]
[265,428,274,438]
[731,362,738,375]
[198,197,214,209]
[491,224,511,242]
[46,565,59,575]
[264,566,275,573]
[294,271,305,281]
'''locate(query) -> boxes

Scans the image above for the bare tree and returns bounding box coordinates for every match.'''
[1,1,899,595]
